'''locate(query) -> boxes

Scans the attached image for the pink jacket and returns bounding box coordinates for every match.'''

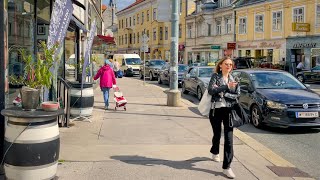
[94,65,116,88]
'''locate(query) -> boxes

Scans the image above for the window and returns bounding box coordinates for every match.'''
[225,18,232,34]
[293,7,304,22]
[208,24,211,36]
[180,0,182,13]
[197,23,202,37]
[272,11,282,31]
[129,34,132,44]
[165,26,169,40]
[133,33,136,44]
[118,36,121,45]
[126,18,128,27]
[160,27,163,40]
[125,34,127,44]
[147,10,150,21]
[147,30,150,38]
[239,17,247,34]
[316,5,320,26]
[133,16,136,25]
[216,21,221,35]
[122,35,124,45]
[255,15,264,32]
[122,20,124,28]
[137,14,140,24]
[142,12,144,23]
[187,24,192,38]
[153,8,157,20]
[153,28,157,40]
[179,24,182,38]
[137,32,140,43]
[118,21,121,29]
[219,0,232,7]
[130,17,132,26]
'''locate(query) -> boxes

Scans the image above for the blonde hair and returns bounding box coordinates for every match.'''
[215,56,233,73]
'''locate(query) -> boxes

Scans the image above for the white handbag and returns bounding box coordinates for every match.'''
[198,89,214,116]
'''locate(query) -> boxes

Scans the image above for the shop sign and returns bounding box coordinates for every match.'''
[293,43,317,48]
[238,41,283,49]
[211,45,221,50]
[292,23,310,32]
[227,43,236,50]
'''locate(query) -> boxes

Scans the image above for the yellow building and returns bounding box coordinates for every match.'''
[116,0,195,63]
[235,0,320,71]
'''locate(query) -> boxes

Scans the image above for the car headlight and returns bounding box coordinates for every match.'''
[266,100,287,110]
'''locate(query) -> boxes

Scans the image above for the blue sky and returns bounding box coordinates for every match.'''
[102,0,135,10]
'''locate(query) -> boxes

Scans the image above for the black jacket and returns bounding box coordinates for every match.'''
[207,73,240,107]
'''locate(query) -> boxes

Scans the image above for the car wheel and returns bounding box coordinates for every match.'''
[140,71,143,79]
[182,83,189,94]
[158,76,162,84]
[149,72,154,81]
[297,75,304,83]
[251,105,263,128]
[197,86,203,101]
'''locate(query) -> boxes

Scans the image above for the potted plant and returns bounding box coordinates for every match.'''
[9,41,59,111]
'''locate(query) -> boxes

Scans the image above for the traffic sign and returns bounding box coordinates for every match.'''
[141,34,149,44]
[140,44,149,52]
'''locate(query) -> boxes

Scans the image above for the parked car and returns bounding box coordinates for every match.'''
[232,69,320,129]
[182,66,215,100]
[140,59,166,80]
[189,62,207,67]
[233,57,254,69]
[296,65,320,83]
[158,64,189,87]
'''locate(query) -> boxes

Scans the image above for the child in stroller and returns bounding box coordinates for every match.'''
[114,87,127,111]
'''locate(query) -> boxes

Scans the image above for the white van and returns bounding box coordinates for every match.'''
[113,54,142,76]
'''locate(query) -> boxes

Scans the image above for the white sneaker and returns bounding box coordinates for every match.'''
[212,154,220,162]
[223,168,236,179]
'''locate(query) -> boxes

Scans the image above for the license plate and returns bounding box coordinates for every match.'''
[296,112,319,118]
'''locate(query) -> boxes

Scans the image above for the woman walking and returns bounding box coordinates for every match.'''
[94,59,117,110]
[207,57,240,179]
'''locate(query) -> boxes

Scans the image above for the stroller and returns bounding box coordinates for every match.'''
[114,87,127,111]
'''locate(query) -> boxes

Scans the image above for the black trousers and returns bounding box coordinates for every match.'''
[209,107,233,169]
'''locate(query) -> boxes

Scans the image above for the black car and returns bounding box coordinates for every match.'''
[233,57,254,69]
[296,65,320,83]
[232,69,320,128]
[158,64,189,87]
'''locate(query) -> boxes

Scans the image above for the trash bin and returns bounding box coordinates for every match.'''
[1,107,64,180]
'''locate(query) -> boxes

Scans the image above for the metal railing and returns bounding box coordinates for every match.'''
[57,77,71,127]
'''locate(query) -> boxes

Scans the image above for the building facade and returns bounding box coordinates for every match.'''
[116,0,195,63]
[234,0,320,72]
[185,0,235,65]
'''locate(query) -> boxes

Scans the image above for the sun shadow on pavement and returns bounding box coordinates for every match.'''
[110,155,225,178]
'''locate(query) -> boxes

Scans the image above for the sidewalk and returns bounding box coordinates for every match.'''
[56,77,313,180]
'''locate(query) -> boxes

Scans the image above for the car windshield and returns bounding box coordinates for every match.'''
[125,58,141,65]
[178,65,188,72]
[251,72,307,89]
[150,60,165,66]
[198,67,213,77]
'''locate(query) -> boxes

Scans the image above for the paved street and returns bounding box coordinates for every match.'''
[143,77,320,179]
[56,77,314,180]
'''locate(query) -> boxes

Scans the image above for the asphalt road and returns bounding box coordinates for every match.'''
[131,76,320,179]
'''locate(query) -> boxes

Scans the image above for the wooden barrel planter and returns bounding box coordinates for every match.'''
[1,107,64,180]
[69,82,94,117]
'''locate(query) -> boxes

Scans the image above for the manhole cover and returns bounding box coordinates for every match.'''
[267,166,311,177]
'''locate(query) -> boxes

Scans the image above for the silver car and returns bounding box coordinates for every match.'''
[182,66,215,100]
[140,59,166,81]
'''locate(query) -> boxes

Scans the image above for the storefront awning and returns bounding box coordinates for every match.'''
[96,35,116,44]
